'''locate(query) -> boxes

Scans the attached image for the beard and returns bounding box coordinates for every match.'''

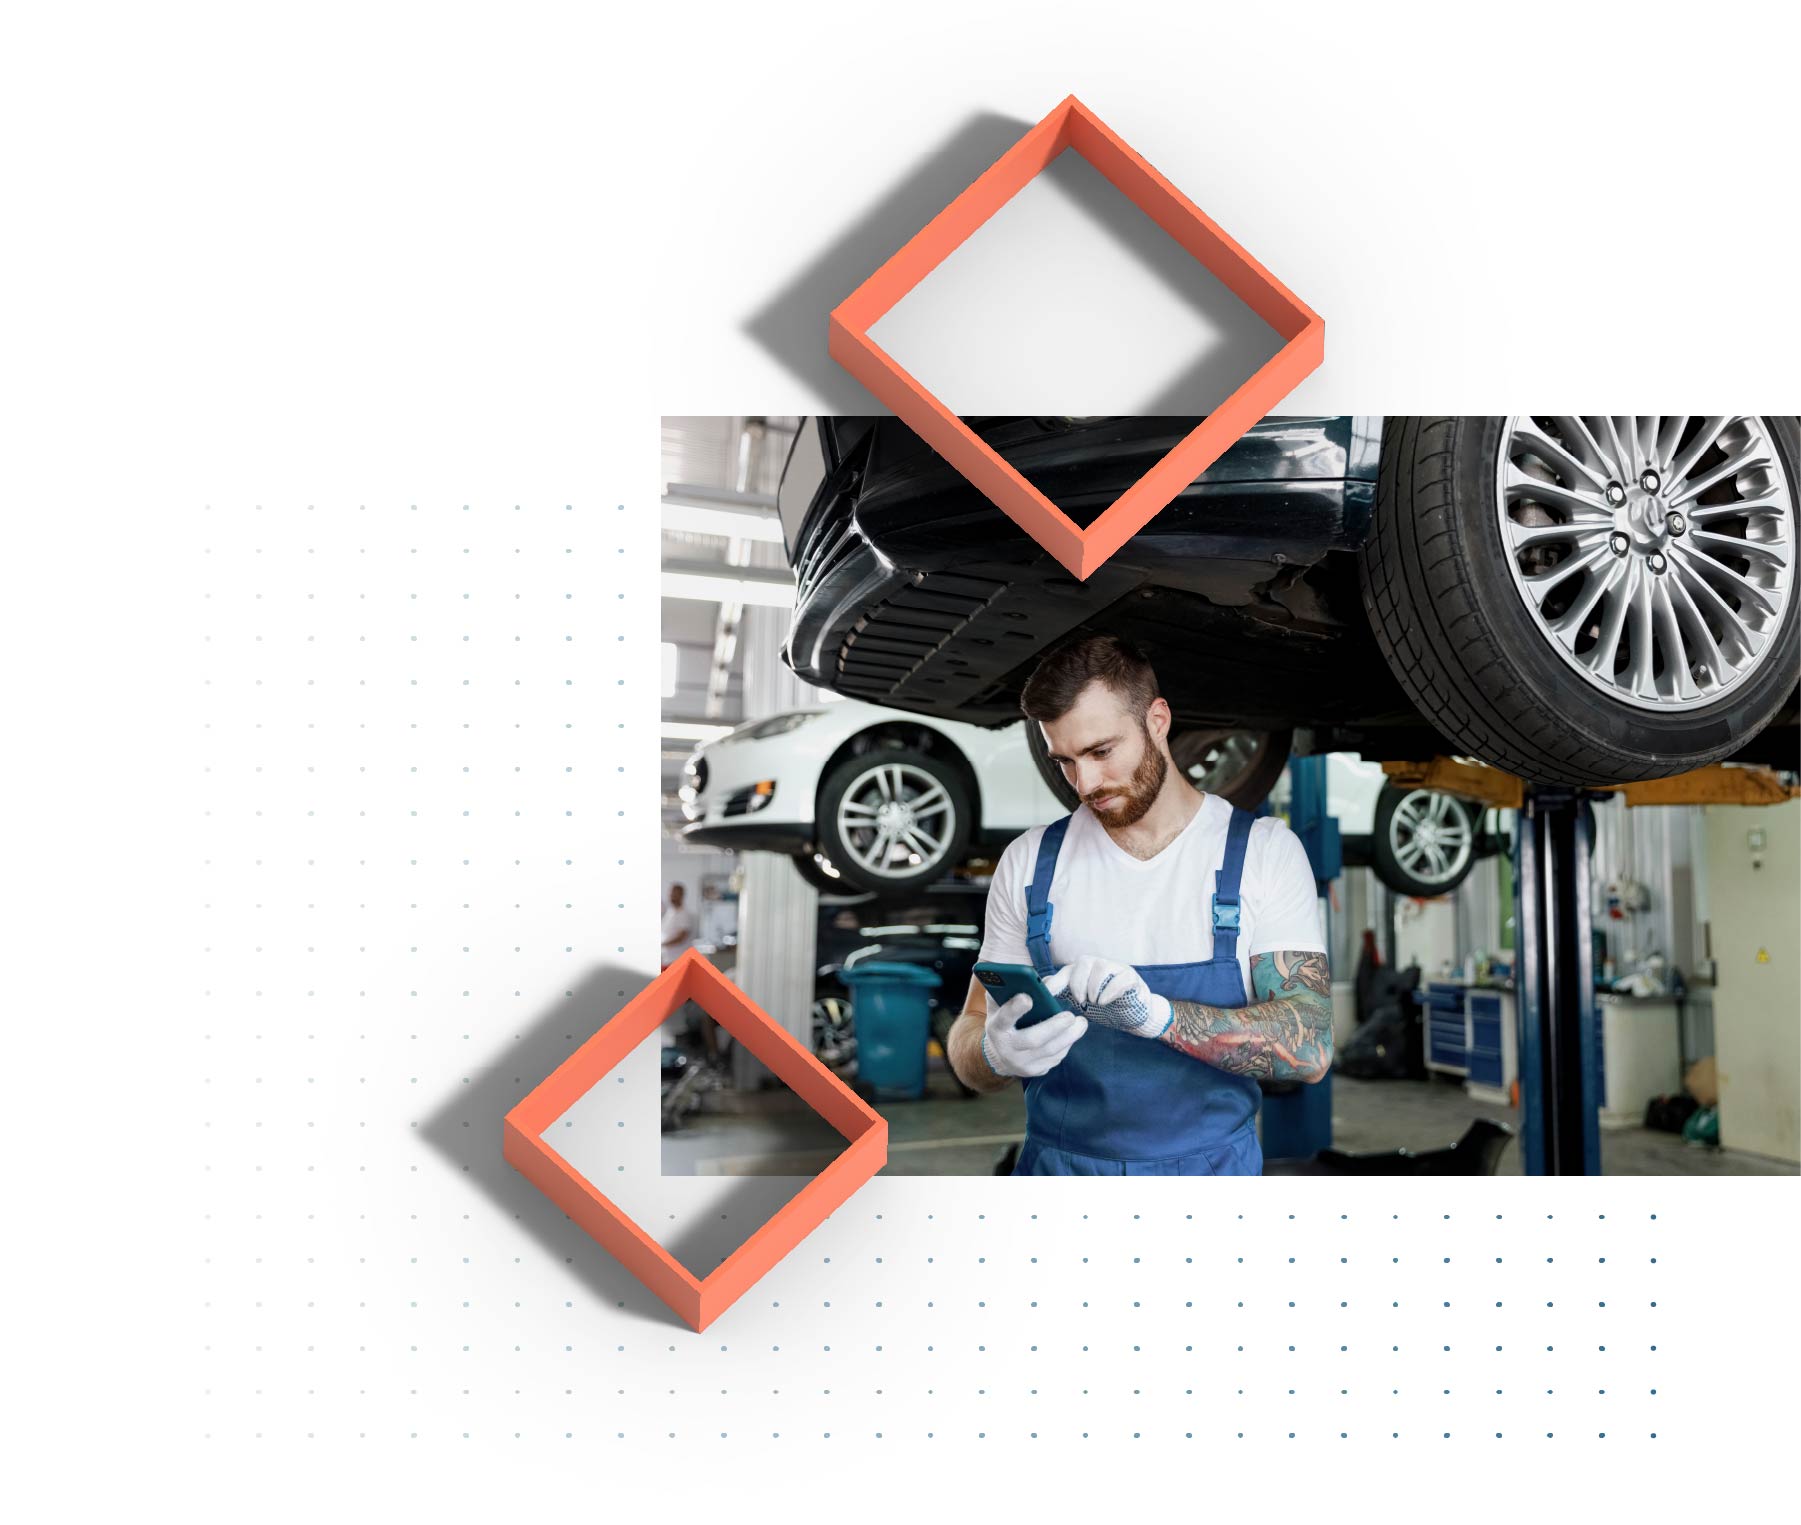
[1083,731,1168,828]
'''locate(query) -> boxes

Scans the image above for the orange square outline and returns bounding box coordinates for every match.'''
[502,949,888,1332]
[829,94,1324,581]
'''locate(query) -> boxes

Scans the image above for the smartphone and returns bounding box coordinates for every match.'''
[974,961,1070,1029]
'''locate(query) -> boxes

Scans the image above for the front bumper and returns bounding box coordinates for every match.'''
[679,730,825,853]
[680,818,813,854]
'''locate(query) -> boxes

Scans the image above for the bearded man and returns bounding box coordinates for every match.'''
[946,633,1332,1175]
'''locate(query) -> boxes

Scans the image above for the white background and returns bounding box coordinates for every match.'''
[5,3,1797,1519]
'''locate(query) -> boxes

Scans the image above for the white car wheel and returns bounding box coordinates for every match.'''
[817,747,972,896]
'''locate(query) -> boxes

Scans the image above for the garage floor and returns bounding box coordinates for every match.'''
[661,1061,1798,1177]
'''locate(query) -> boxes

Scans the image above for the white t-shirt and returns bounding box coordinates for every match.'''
[660,903,696,966]
[978,793,1326,994]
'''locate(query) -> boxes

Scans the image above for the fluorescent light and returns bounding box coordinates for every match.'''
[661,569,795,609]
[661,642,679,699]
[661,500,786,543]
[664,483,778,511]
[662,720,734,742]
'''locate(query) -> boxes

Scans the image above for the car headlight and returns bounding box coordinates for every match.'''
[736,710,821,741]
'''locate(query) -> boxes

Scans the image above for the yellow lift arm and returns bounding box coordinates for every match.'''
[1379,758,1800,810]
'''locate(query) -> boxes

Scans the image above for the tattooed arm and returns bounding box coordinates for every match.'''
[1158,950,1333,1082]
[1051,949,1334,1081]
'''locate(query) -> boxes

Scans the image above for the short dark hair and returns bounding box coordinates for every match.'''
[1019,633,1159,724]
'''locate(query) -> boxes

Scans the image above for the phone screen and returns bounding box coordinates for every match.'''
[974,962,1067,1028]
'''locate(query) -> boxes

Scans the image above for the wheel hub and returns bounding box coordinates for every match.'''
[1497,417,1795,711]
[875,799,914,832]
[1613,484,1672,556]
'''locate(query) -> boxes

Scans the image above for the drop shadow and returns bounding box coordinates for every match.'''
[742,108,1283,415]
[659,1167,844,1276]
[742,110,1033,408]
[418,964,668,1325]
[417,962,853,1329]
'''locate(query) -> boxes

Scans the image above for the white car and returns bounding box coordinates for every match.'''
[1276,754,1508,899]
[682,696,1504,899]
[680,699,1063,895]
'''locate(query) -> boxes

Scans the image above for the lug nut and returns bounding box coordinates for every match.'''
[1641,469,1661,494]
[1666,511,1686,536]
[1609,531,1631,557]
[1648,552,1668,575]
[1605,481,1628,506]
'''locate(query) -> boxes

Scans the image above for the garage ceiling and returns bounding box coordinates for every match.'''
[660,416,803,830]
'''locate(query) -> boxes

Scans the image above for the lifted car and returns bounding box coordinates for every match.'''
[779,416,1799,797]
[680,692,1502,900]
[679,697,1061,895]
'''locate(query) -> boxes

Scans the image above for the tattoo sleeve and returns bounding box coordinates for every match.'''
[1158,950,1334,1081]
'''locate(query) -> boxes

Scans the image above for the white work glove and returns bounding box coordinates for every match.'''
[1044,956,1172,1040]
[982,991,1088,1079]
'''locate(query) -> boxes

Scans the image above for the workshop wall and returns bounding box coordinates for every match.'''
[1590,804,1703,984]
[1702,799,1801,1164]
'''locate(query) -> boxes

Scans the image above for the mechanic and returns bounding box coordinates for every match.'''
[660,882,695,969]
[946,634,1331,1175]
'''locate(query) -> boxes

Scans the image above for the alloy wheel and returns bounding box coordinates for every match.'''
[1172,729,1264,792]
[832,761,956,879]
[1496,416,1795,712]
[1388,788,1475,887]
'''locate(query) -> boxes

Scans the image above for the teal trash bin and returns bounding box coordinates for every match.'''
[840,961,942,1101]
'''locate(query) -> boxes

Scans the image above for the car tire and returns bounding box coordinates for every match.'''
[1026,720,1291,813]
[815,746,973,897]
[812,991,855,1071]
[789,849,873,900]
[1370,783,1480,899]
[1170,726,1293,811]
[1360,416,1801,784]
[1023,719,1081,812]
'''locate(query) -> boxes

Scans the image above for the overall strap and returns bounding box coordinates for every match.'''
[1024,814,1072,976]
[1211,806,1255,964]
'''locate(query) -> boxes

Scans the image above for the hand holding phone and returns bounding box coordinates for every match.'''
[973,961,1088,1080]
[974,962,1071,1028]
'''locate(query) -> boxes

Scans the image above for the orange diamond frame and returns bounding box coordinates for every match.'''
[503,948,888,1332]
[829,94,1324,581]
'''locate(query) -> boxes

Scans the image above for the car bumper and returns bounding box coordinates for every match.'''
[680,818,813,854]
[679,730,829,848]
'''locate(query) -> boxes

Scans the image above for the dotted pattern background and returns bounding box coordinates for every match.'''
[182,495,1789,1467]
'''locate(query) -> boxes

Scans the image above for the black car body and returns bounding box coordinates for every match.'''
[785,416,1437,757]
[779,415,1799,777]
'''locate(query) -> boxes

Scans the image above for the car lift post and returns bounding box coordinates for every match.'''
[1514,786,1604,1175]
[1259,755,1339,1162]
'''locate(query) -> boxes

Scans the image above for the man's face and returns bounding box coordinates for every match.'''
[669,886,684,908]
[1040,681,1170,828]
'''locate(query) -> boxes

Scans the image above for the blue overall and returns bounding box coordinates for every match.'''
[1012,806,1264,1176]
